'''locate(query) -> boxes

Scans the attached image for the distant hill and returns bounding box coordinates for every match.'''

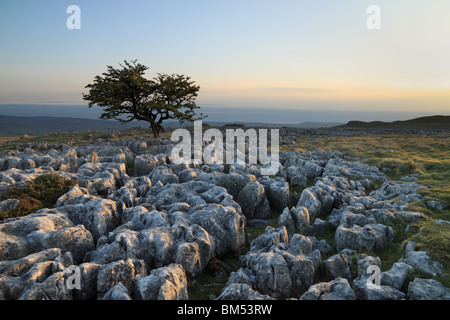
[169,121,343,129]
[344,115,450,130]
[0,115,344,137]
[0,115,139,137]
[1,113,447,138]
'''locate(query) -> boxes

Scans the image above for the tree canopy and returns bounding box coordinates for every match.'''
[83,60,205,137]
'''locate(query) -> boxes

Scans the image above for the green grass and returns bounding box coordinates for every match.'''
[409,222,450,287]
[125,156,135,176]
[247,212,280,241]
[188,209,283,300]
[188,251,244,300]
[188,273,229,300]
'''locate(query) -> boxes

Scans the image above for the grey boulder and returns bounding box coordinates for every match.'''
[324,252,353,281]
[259,177,290,213]
[380,262,414,291]
[97,258,147,298]
[407,278,450,300]
[102,283,132,300]
[335,223,394,251]
[300,278,356,300]
[0,212,95,263]
[236,181,271,219]
[400,241,444,277]
[217,283,275,300]
[352,275,406,300]
[135,264,188,300]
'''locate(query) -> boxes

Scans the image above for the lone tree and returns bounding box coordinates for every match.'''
[83,60,205,137]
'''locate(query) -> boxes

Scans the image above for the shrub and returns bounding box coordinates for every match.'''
[0,174,77,221]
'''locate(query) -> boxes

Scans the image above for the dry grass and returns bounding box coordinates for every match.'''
[0,136,37,143]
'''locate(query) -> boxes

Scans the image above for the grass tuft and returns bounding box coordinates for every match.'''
[409,222,450,287]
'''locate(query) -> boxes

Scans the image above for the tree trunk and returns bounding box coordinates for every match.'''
[150,122,160,138]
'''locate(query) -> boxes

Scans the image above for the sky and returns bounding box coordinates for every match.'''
[0,0,449,122]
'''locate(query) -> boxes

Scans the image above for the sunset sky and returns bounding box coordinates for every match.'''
[1,0,449,122]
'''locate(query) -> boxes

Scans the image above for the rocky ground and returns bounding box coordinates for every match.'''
[0,127,449,300]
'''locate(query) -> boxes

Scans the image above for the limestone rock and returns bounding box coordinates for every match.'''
[0,199,20,212]
[335,223,394,252]
[217,283,275,300]
[400,241,444,276]
[380,262,414,291]
[102,282,132,300]
[236,181,271,219]
[134,154,167,176]
[324,253,353,281]
[189,204,245,257]
[97,258,147,298]
[286,166,307,189]
[18,271,73,300]
[278,206,311,238]
[300,278,356,300]
[74,262,102,300]
[259,177,290,213]
[0,212,94,263]
[352,275,406,300]
[135,264,188,300]
[56,199,123,242]
[407,278,450,300]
